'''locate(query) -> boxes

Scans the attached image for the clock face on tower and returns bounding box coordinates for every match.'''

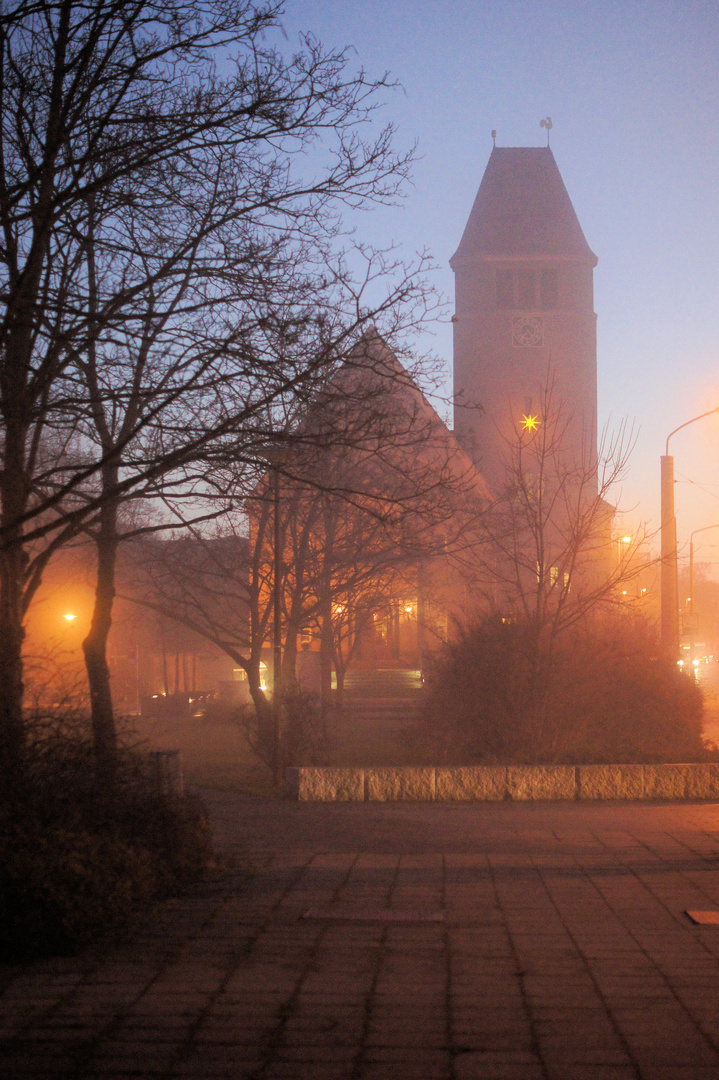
[512,315,544,347]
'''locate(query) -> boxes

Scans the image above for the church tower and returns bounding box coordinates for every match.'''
[451,146,598,491]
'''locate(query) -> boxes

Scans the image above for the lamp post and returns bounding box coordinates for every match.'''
[661,408,719,659]
[617,535,632,565]
[689,524,719,619]
[686,524,719,665]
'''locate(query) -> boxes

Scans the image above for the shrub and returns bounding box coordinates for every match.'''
[0,712,214,961]
[281,690,333,766]
[419,614,706,765]
[230,689,333,772]
[0,824,160,958]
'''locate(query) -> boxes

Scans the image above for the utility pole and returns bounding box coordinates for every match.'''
[660,453,678,658]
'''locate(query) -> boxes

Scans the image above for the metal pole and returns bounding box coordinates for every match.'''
[660,409,719,662]
[687,524,719,665]
[689,533,695,664]
[273,466,282,785]
[660,454,679,659]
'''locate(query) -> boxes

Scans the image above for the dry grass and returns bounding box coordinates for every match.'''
[120,713,276,794]
[121,704,423,792]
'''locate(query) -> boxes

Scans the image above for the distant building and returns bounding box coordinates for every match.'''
[451,145,598,489]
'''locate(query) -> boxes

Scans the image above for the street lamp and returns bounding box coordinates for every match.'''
[689,524,719,619]
[685,525,719,666]
[617,534,632,564]
[661,407,719,658]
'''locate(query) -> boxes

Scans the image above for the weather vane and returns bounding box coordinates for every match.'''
[491,129,497,147]
[540,117,552,145]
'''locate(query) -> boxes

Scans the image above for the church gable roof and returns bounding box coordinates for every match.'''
[296,328,491,503]
[451,146,597,266]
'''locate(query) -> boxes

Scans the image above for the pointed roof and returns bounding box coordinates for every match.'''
[451,146,597,266]
[298,327,491,502]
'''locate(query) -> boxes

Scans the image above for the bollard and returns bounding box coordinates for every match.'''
[148,749,184,797]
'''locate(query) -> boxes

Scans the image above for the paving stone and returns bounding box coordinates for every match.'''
[366,767,435,801]
[642,764,692,799]
[435,766,506,801]
[507,765,576,800]
[285,767,365,801]
[684,762,719,799]
[7,797,719,1079]
[453,1049,546,1079]
[577,765,644,799]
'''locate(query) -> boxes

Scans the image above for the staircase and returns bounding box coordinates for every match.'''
[332,667,425,765]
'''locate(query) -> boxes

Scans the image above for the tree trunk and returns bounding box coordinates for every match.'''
[334,662,345,709]
[319,588,333,707]
[82,499,119,785]
[0,544,27,796]
[0,424,30,796]
[246,652,275,768]
[282,624,299,692]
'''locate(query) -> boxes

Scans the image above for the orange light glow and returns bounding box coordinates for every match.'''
[63,613,77,622]
[520,414,540,433]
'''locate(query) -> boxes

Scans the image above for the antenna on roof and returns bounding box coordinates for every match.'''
[491,129,497,147]
[540,117,553,145]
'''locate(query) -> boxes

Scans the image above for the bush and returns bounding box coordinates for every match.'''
[0,712,214,961]
[419,614,707,765]
[281,690,333,766]
[229,689,334,772]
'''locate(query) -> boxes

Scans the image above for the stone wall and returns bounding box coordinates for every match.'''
[284,764,719,802]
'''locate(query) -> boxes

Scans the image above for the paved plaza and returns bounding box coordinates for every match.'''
[5,796,719,1078]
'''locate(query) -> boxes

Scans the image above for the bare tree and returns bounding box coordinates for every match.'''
[123,332,487,779]
[486,377,646,629]
[0,0,436,784]
[464,376,652,740]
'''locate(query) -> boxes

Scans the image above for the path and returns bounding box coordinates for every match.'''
[5,797,719,1078]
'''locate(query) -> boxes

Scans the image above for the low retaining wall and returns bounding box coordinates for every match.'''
[284,763,719,802]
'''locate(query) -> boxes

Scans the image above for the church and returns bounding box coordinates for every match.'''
[265,139,607,692]
[99,139,608,711]
[451,142,598,484]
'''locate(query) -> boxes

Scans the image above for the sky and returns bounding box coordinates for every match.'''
[281,0,719,574]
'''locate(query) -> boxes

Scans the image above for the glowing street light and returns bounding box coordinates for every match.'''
[617,534,632,564]
[520,414,540,433]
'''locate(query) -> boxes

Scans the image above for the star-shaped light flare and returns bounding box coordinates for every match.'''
[520,414,540,433]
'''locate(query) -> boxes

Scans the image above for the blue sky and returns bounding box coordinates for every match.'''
[282,0,719,572]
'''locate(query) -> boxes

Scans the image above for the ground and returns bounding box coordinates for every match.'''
[5,797,719,1078]
[5,669,719,1078]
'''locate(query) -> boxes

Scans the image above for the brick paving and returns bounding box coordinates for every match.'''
[5,798,719,1078]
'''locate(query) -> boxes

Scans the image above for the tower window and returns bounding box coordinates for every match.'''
[496,268,513,308]
[517,268,536,309]
[539,268,558,308]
